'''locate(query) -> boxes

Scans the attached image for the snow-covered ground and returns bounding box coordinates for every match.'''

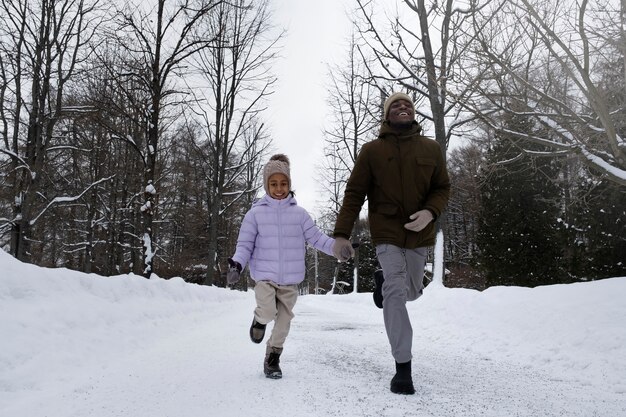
[1,248,625,417]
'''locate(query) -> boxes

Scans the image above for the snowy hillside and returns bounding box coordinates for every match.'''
[1,249,625,417]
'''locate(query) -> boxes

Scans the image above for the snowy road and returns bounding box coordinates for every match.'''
[1,251,625,417]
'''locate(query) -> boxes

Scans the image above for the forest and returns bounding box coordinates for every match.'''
[0,0,624,292]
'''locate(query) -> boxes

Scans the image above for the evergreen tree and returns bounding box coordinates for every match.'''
[562,51,626,281]
[477,114,565,287]
[335,218,377,293]
[565,177,626,280]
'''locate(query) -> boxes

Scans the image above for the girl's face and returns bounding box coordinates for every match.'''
[268,173,289,200]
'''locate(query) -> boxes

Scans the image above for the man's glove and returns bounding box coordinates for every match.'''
[332,237,355,262]
[227,258,242,284]
[404,210,434,232]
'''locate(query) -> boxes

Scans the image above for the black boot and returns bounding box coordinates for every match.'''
[390,360,415,395]
[249,319,266,344]
[373,269,384,309]
[264,347,283,379]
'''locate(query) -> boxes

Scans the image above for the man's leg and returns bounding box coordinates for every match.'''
[376,244,427,394]
[406,247,427,302]
[376,244,413,363]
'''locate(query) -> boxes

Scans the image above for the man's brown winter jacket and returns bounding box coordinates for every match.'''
[333,121,450,249]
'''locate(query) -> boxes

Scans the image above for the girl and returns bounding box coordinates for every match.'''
[226,154,341,379]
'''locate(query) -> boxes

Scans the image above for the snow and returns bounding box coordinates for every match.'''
[580,146,626,182]
[142,233,154,274]
[1,248,625,417]
[431,229,445,286]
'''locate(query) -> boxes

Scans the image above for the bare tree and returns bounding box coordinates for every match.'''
[443,142,483,286]
[225,118,269,290]
[80,47,156,275]
[353,0,482,149]
[106,0,224,277]
[151,121,210,281]
[462,0,626,186]
[319,32,381,292]
[0,0,104,262]
[352,0,481,284]
[321,33,381,212]
[187,0,280,286]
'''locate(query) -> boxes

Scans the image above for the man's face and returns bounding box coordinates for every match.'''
[268,173,289,200]
[388,99,415,126]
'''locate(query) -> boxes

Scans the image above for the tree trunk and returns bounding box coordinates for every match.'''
[416,0,450,285]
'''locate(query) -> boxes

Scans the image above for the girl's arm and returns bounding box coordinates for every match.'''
[231,210,258,268]
[301,210,335,256]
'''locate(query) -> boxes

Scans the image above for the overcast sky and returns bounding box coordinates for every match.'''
[266,0,352,219]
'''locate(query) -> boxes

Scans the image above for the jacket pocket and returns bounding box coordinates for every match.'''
[416,157,436,167]
[415,157,436,179]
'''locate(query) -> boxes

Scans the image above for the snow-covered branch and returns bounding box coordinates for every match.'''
[0,148,31,172]
[30,176,115,226]
[456,0,626,186]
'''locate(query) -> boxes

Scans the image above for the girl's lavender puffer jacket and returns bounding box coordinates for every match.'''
[231,194,335,286]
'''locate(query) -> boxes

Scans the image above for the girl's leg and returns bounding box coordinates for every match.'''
[266,283,298,349]
[254,281,278,324]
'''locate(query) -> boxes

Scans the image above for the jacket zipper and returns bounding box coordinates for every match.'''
[277,202,284,283]
[395,137,409,248]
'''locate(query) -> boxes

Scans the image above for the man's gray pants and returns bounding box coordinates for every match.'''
[375,244,427,363]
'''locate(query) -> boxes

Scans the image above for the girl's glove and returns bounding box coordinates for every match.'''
[227,258,242,284]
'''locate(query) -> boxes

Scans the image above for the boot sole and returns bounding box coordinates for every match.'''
[265,371,282,379]
[390,386,415,395]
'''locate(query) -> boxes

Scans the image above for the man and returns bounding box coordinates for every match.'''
[332,92,450,395]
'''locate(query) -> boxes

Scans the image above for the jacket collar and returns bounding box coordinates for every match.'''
[255,193,297,208]
[378,120,422,141]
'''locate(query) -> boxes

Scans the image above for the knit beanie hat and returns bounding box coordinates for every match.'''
[263,154,291,195]
[383,92,414,119]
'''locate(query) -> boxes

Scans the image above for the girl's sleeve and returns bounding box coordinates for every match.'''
[231,210,257,268]
[301,210,335,256]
